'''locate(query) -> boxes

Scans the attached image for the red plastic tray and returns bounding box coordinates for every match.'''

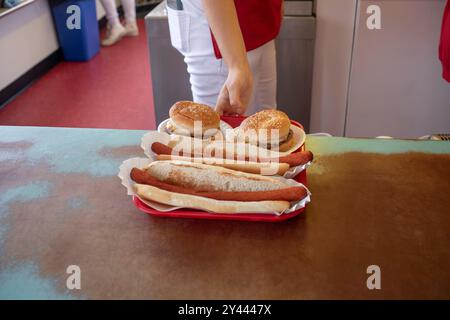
[133,115,308,222]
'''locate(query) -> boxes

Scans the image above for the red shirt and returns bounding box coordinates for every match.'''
[210,0,283,59]
[440,0,450,82]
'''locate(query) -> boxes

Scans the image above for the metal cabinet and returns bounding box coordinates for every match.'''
[277,1,315,131]
[311,0,450,138]
[346,0,450,138]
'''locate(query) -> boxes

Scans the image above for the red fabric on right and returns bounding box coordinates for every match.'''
[439,0,450,82]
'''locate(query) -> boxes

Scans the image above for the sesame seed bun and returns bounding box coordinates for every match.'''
[237,109,294,151]
[167,101,220,137]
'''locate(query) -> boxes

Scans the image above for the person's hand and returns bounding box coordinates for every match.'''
[215,66,253,115]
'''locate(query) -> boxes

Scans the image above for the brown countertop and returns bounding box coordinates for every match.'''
[0,126,449,299]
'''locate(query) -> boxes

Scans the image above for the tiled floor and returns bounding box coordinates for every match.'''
[0,19,156,130]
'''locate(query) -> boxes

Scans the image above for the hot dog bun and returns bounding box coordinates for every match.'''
[131,167,306,202]
[134,184,290,213]
[155,154,290,175]
[146,160,291,192]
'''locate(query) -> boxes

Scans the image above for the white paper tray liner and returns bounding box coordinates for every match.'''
[140,131,311,179]
[118,157,311,216]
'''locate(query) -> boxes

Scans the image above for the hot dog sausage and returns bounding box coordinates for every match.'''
[277,150,313,167]
[151,142,173,156]
[150,142,313,167]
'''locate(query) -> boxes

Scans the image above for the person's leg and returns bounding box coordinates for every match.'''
[168,0,225,107]
[100,0,125,46]
[101,0,120,26]
[121,0,139,36]
[121,0,136,22]
[256,40,277,109]
[213,40,277,115]
[246,40,277,115]
[245,46,262,115]
[188,57,227,107]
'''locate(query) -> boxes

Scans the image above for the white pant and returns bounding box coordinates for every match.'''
[167,0,277,115]
[100,0,136,25]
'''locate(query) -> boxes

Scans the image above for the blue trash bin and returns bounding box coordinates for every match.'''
[50,0,100,61]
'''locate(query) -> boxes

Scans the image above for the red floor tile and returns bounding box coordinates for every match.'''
[0,19,156,130]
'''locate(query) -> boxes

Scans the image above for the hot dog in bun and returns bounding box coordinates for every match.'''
[130,161,308,213]
[150,142,313,168]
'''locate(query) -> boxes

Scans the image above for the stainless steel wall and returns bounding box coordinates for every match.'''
[311,0,450,138]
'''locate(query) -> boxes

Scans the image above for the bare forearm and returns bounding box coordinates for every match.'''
[202,0,252,114]
[202,0,248,70]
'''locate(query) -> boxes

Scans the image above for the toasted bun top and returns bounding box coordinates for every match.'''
[169,101,220,134]
[238,109,291,144]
